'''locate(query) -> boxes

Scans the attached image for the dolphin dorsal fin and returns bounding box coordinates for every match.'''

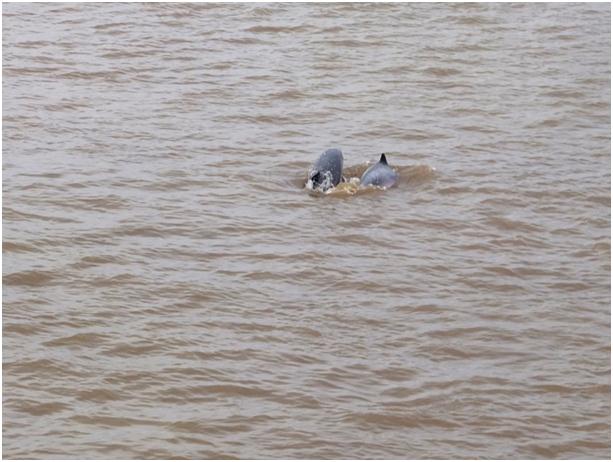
[380,153,388,165]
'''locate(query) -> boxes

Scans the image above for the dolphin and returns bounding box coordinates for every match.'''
[360,153,398,188]
[307,148,344,192]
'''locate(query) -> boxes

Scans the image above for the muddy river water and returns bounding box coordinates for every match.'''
[3,2,610,458]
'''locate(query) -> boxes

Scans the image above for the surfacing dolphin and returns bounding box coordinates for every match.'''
[307,148,344,192]
[360,153,398,188]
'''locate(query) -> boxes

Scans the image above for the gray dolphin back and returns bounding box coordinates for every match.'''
[360,153,398,188]
[308,148,344,191]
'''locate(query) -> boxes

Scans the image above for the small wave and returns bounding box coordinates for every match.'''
[94,22,134,31]
[4,270,57,287]
[245,25,308,34]
[4,206,80,223]
[422,66,462,77]
[76,388,124,403]
[269,89,308,100]
[486,216,542,233]
[542,89,587,99]
[3,66,62,76]
[4,322,47,336]
[102,341,167,357]
[101,50,153,59]
[14,400,70,416]
[399,164,437,185]
[452,15,496,26]
[3,241,38,253]
[344,411,460,430]
[14,40,50,48]
[319,39,377,48]
[43,332,110,348]
[213,36,271,45]
[57,70,126,81]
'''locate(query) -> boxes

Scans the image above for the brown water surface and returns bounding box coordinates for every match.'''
[3,2,611,459]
